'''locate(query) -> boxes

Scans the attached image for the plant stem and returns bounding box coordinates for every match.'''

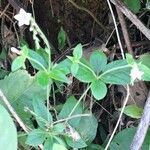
[104,85,130,150]
[65,85,91,124]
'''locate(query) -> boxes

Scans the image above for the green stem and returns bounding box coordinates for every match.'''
[65,85,91,124]
[30,18,52,71]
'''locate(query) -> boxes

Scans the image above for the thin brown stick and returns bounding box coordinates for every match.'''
[130,90,150,150]
[0,89,43,149]
[110,0,150,40]
[116,8,134,56]
[105,86,130,150]
[0,90,29,132]
[107,0,125,59]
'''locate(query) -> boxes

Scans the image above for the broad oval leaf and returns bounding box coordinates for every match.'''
[91,79,107,100]
[11,56,25,71]
[58,27,66,50]
[138,63,150,81]
[90,51,107,75]
[0,70,47,126]
[65,136,87,149]
[26,129,46,146]
[139,53,150,69]
[44,138,53,150]
[55,58,72,75]
[36,71,52,87]
[75,65,96,83]
[28,50,48,71]
[122,105,143,119]
[53,123,65,134]
[86,144,104,150]
[71,63,79,76]
[101,60,131,85]
[126,53,134,65]
[58,96,83,128]
[73,44,83,59]
[110,127,150,150]
[49,68,70,83]
[33,96,53,128]
[53,143,67,150]
[0,104,17,150]
[77,111,98,144]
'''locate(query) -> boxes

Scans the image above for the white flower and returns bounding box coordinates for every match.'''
[14,8,32,26]
[130,63,144,84]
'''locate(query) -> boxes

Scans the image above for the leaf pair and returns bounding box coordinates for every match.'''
[72,48,132,100]
[11,45,49,72]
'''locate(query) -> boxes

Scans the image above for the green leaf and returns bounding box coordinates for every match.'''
[65,136,87,149]
[55,58,71,75]
[49,68,70,83]
[36,71,52,87]
[110,127,150,150]
[18,132,30,150]
[21,45,29,57]
[36,48,49,64]
[73,44,83,59]
[53,123,65,134]
[124,0,141,13]
[58,96,83,128]
[77,111,98,144]
[90,51,107,74]
[0,48,7,60]
[75,64,96,83]
[126,53,135,65]
[85,144,104,150]
[0,70,46,126]
[44,137,66,150]
[11,56,25,71]
[33,96,53,128]
[58,27,66,49]
[138,63,150,81]
[122,105,143,119]
[28,50,48,70]
[26,129,46,146]
[91,79,107,100]
[139,53,150,69]
[71,63,79,76]
[0,68,9,79]
[101,60,131,85]
[0,104,17,150]
[44,138,53,150]
[53,143,67,150]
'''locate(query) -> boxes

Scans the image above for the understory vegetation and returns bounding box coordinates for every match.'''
[0,0,150,150]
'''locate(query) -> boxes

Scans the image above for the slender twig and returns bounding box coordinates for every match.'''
[0,90,28,132]
[0,4,10,18]
[0,90,44,149]
[116,8,134,56]
[130,90,150,150]
[65,86,91,124]
[53,114,91,125]
[110,0,150,40]
[104,86,130,150]
[107,0,125,59]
